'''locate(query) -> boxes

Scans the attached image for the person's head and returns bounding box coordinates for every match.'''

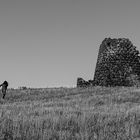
[3,81,8,86]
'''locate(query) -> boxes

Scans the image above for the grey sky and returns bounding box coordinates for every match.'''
[0,0,140,88]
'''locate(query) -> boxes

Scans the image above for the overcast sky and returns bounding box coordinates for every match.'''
[0,0,140,88]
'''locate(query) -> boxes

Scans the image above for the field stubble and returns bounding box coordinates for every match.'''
[0,87,140,139]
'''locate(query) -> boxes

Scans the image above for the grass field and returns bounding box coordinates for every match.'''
[0,86,140,140]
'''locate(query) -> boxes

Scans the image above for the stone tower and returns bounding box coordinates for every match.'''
[93,38,140,86]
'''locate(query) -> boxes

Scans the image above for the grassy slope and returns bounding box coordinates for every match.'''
[0,87,140,140]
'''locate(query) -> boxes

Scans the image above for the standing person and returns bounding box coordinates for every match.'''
[0,81,8,99]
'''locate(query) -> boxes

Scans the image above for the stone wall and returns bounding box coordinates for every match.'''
[93,38,140,86]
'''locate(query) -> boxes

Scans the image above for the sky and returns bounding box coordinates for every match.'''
[0,0,140,88]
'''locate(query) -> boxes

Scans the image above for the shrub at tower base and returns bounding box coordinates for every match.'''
[93,38,140,87]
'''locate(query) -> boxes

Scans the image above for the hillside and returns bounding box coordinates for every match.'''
[0,87,140,139]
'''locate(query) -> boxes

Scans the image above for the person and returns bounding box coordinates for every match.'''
[0,81,8,99]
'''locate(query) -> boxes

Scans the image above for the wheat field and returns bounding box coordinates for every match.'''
[0,86,140,140]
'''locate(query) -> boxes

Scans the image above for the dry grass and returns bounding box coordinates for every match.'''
[0,86,140,139]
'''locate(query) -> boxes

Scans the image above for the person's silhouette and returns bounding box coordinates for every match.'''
[0,81,8,99]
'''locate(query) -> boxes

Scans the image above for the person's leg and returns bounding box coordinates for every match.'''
[2,87,6,99]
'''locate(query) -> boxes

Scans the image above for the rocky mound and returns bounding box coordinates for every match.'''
[77,77,93,88]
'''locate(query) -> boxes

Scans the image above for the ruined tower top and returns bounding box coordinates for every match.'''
[93,38,140,86]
